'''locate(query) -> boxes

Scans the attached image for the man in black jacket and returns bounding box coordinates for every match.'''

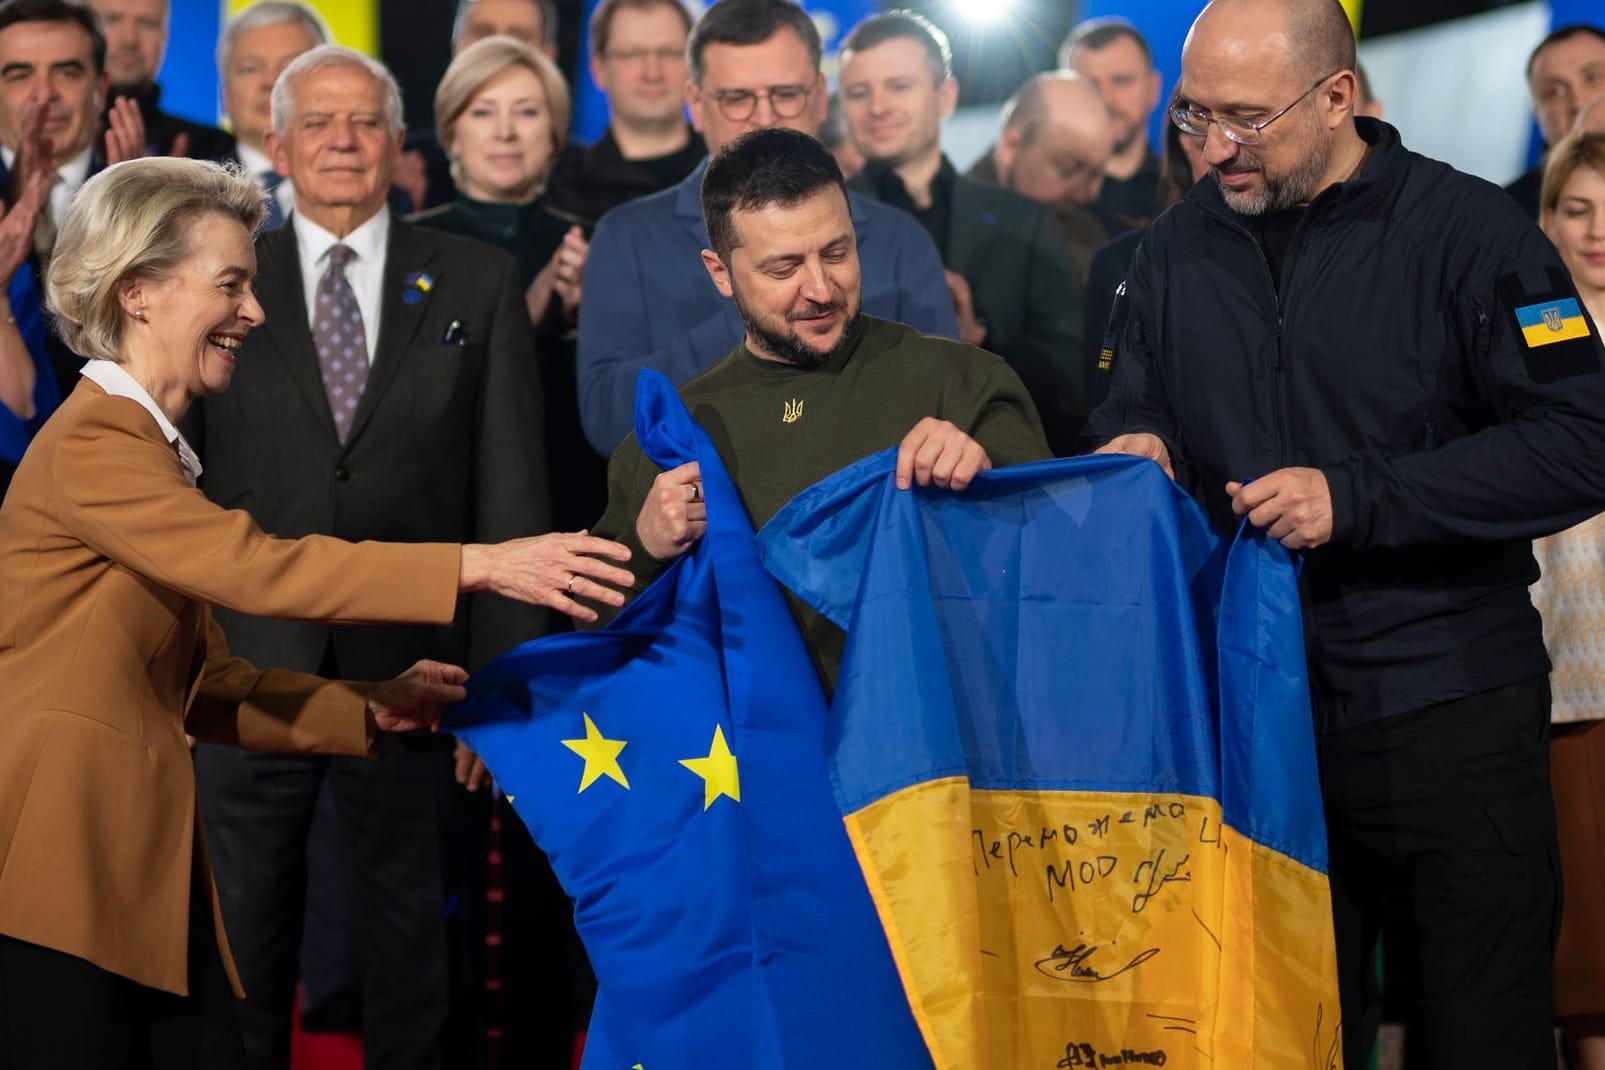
[88,0,233,160]
[838,10,1084,451]
[1088,1,1605,1067]
[546,0,706,227]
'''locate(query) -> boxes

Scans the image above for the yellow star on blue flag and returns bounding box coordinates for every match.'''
[562,712,629,792]
[679,724,739,809]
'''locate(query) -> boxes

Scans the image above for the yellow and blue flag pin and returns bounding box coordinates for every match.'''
[403,272,433,306]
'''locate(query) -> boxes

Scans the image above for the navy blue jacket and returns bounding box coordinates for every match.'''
[576,158,959,455]
[1088,119,1605,730]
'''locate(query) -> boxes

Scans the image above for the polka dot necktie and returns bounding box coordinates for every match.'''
[313,243,368,443]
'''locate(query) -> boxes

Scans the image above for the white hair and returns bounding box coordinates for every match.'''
[215,1,330,77]
[270,44,405,137]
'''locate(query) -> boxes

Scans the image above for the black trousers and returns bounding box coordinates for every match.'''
[0,897,245,1068]
[497,803,596,1068]
[193,734,468,1070]
[1318,678,1560,1070]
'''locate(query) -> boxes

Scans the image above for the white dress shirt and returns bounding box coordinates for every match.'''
[235,140,295,218]
[80,359,203,486]
[292,206,389,366]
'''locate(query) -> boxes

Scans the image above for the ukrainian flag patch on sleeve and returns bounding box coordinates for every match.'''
[1499,267,1601,383]
[1515,297,1592,348]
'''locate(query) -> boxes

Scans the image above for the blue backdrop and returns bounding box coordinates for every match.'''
[143,0,1599,153]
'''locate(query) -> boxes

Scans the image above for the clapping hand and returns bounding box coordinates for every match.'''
[11,98,54,204]
[526,226,590,325]
[944,270,987,347]
[0,170,49,285]
[104,97,149,165]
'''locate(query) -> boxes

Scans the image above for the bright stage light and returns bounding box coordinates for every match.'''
[949,0,1018,28]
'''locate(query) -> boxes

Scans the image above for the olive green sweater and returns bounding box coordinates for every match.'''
[590,314,1051,689]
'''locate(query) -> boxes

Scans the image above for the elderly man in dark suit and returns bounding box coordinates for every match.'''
[839,10,1086,452]
[187,45,547,1070]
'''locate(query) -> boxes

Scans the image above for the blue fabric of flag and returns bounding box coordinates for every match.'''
[449,370,930,1070]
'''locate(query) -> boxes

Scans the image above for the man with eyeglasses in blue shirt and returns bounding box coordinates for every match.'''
[1088,1,1605,1067]
[576,0,957,457]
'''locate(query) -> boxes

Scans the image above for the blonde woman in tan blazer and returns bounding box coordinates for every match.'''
[0,158,634,1068]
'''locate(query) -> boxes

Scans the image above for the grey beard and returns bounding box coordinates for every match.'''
[1215,136,1332,216]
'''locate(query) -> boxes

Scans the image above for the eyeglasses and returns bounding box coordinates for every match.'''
[1170,72,1339,146]
[707,83,814,122]
[603,47,683,66]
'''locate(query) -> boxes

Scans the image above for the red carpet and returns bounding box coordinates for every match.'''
[286,988,585,1070]
[286,806,585,1070]
[288,989,361,1070]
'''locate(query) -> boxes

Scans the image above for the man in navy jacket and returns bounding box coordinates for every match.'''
[576,0,956,456]
[1089,1,1605,1067]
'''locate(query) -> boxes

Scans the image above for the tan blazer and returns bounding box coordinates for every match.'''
[0,381,462,996]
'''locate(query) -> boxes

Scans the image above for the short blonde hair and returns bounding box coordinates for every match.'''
[1542,129,1605,221]
[46,158,268,363]
[435,36,571,193]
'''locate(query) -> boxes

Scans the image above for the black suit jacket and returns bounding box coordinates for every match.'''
[187,216,550,678]
[1504,164,1542,220]
[851,165,1086,453]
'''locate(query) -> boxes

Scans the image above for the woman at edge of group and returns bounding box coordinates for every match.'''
[1532,127,1605,1070]
[413,36,609,539]
[0,157,633,1069]
[414,35,588,348]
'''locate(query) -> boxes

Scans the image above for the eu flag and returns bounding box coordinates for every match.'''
[449,371,930,1069]
[757,451,1342,1069]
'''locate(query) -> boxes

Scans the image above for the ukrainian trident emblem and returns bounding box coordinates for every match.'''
[1543,306,1565,332]
[783,398,805,424]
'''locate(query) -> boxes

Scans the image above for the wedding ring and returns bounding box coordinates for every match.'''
[689,481,702,503]
[566,574,578,594]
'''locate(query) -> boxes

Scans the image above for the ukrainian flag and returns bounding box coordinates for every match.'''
[1517,297,1593,348]
[759,453,1343,1069]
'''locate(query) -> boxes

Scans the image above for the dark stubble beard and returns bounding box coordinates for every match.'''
[1212,112,1334,216]
[733,287,863,368]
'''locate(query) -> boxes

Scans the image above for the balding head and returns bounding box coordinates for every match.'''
[1178,0,1363,215]
[1186,0,1354,87]
[993,72,1114,209]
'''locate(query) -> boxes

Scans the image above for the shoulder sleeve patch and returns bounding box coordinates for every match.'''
[1498,266,1600,384]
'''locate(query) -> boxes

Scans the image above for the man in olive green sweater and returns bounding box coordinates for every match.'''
[589,127,1052,688]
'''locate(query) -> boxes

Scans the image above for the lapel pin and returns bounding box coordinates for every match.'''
[403,271,434,306]
[442,319,467,346]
